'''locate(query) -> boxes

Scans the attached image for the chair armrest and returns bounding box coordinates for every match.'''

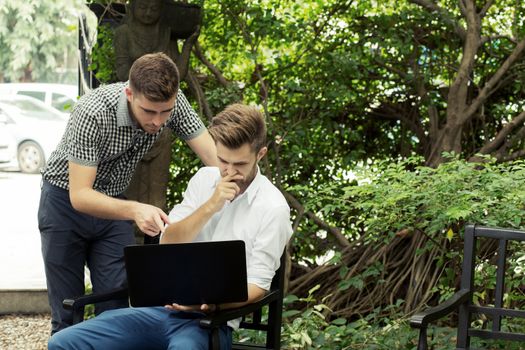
[199,289,280,328]
[410,289,470,328]
[63,286,129,311]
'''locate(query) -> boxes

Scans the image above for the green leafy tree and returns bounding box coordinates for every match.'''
[85,0,525,337]
[0,0,84,82]
[161,0,525,318]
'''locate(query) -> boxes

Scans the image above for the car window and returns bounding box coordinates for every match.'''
[1,99,65,122]
[18,90,46,102]
[51,92,74,112]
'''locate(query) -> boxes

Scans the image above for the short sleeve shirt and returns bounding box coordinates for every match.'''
[42,82,205,196]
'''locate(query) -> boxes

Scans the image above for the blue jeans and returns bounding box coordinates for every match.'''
[38,181,135,334]
[48,307,232,349]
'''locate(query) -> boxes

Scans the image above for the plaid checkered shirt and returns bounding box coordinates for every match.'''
[42,82,205,197]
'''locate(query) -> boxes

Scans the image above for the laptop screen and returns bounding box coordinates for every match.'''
[124,240,248,306]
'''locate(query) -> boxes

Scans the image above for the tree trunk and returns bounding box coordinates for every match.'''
[427,122,463,166]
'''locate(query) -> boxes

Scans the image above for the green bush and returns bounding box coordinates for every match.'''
[284,155,525,347]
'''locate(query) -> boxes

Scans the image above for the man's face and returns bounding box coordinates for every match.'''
[126,87,175,134]
[216,142,267,194]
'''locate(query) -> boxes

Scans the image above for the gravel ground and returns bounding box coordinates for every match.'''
[0,314,50,350]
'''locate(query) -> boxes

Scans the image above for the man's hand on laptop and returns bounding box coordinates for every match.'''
[132,203,170,237]
[164,302,219,314]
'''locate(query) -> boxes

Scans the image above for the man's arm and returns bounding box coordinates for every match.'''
[68,161,170,236]
[218,283,266,310]
[161,172,242,243]
[185,130,218,166]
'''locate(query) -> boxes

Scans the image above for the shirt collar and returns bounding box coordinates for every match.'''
[116,86,136,128]
[244,167,263,205]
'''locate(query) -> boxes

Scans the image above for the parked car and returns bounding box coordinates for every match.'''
[0,95,68,173]
[0,83,78,115]
[0,128,15,164]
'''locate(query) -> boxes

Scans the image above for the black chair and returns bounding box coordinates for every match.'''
[63,253,286,350]
[410,225,525,350]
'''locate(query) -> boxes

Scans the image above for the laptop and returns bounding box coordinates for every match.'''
[124,240,248,307]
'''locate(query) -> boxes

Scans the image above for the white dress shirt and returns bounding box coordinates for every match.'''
[167,166,292,291]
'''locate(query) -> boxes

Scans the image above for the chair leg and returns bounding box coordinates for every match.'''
[72,306,84,325]
[417,327,428,350]
[209,327,221,350]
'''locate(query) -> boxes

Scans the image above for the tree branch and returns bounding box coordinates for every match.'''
[184,69,213,122]
[193,41,230,88]
[461,36,525,124]
[281,189,351,249]
[371,104,426,143]
[446,0,479,125]
[500,149,525,162]
[459,0,468,17]
[373,57,410,80]
[479,0,495,18]
[479,110,525,154]
[480,34,517,46]
[501,124,525,158]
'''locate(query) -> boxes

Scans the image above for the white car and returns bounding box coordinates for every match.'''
[0,83,78,116]
[0,95,68,173]
[0,127,15,164]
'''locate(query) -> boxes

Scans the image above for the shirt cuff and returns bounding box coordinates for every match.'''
[175,124,206,141]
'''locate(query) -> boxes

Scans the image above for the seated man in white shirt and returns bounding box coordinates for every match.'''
[48,103,293,350]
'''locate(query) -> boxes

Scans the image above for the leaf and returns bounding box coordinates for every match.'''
[301,331,312,345]
[446,228,454,242]
[331,317,347,325]
[308,284,321,295]
[282,310,301,318]
[284,294,299,304]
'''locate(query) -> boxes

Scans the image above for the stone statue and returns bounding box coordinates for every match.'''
[114,0,200,243]
[114,0,198,81]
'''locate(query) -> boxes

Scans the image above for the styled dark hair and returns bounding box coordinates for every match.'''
[209,104,267,152]
[128,52,179,102]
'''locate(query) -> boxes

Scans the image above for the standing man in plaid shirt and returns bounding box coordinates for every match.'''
[38,52,217,334]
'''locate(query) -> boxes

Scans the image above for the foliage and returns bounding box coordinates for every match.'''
[143,0,525,331]
[167,137,202,208]
[277,289,525,349]
[83,283,95,320]
[82,0,525,342]
[284,156,525,324]
[89,23,117,83]
[281,285,334,349]
[0,0,84,82]
[292,155,525,263]
[195,0,525,165]
[341,155,525,240]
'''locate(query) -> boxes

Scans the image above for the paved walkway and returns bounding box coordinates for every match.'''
[0,170,46,289]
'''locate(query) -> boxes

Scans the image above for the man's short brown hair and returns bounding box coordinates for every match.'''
[129,52,179,102]
[209,104,267,152]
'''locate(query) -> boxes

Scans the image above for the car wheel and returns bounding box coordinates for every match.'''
[17,141,45,173]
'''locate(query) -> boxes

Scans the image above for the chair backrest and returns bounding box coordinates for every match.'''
[457,225,525,348]
[234,252,286,350]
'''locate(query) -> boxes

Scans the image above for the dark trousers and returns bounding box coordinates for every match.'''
[38,181,135,334]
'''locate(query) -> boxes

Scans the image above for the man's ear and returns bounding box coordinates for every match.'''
[256,147,267,161]
[125,86,133,103]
